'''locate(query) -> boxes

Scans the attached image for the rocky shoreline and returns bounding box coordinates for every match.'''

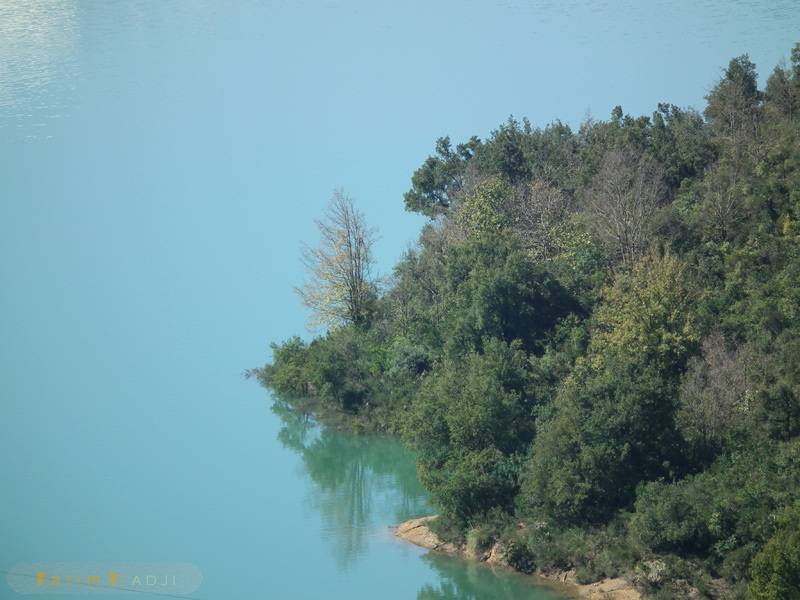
[394,516,641,600]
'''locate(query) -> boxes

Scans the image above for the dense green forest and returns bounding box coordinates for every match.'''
[256,45,800,599]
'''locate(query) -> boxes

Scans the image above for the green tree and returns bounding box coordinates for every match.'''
[404,136,481,217]
[705,55,761,145]
[439,234,580,356]
[258,43,800,595]
[650,103,717,192]
[405,339,533,523]
[519,355,682,525]
[257,336,310,398]
[750,504,800,600]
[764,43,800,121]
[456,176,512,235]
[591,248,699,375]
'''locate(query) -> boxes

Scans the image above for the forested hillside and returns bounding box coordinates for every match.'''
[256,45,800,599]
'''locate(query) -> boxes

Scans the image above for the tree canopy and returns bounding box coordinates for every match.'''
[260,42,800,599]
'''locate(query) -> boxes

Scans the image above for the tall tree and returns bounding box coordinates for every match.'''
[404,136,481,217]
[591,248,699,375]
[677,332,753,454]
[296,190,377,328]
[705,54,762,145]
[586,147,664,267]
[764,43,800,121]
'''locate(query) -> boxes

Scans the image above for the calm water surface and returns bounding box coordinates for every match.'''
[2,1,799,599]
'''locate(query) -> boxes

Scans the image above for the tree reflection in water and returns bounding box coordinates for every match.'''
[272,399,430,569]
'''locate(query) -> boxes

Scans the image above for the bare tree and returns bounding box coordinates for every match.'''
[511,179,572,260]
[678,332,753,449]
[296,190,377,329]
[699,162,743,242]
[586,148,664,267]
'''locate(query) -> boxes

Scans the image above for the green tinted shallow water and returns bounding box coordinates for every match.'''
[271,400,565,600]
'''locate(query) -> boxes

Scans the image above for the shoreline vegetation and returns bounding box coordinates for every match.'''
[394,515,640,600]
[255,44,800,599]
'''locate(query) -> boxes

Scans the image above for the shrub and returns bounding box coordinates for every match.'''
[630,479,714,554]
[749,504,800,600]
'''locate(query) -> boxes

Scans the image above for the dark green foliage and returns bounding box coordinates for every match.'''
[437,234,581,356]
[631,479,715,555]
[651,103,718,192]
[386,229,581,358]
[258,43,800,598]
[258,336,310,398]
[503,518,638,581]
[261,327,395,426]
[404,136,481,217]
[705,55,761,144]
[472,117,579,190]
[519,356,684,525]
[749,504,800,600]
[764,44,800,122]
[633,439,800,583]
[405,339,533,523]
[304,327,379,412]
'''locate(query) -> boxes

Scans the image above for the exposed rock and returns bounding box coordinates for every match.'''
[394,516,460,555]
[485,541,508,566]
[576,577,641,600]
[394,516,641,600]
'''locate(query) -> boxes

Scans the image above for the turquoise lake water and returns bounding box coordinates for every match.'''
[2,1,799,599]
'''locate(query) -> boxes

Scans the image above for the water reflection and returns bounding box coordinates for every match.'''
[271,399,563,598]
[418,553,563,600]
[0,0,79,137]
[272,399,430,569]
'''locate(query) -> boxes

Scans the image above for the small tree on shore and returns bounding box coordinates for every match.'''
[296,190,377,329]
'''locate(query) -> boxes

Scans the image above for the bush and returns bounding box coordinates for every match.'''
[574,565,600,585]
[631,479,714,554]
[259,336,310,397]
[466,527,494,558]
[749,504,800,600]
[405,338,533,523]
[500,520,637,583]
[519,354,684,525]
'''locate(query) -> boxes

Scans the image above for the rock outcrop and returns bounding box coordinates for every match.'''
[394,515,641,600]
[394,516,461,555]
